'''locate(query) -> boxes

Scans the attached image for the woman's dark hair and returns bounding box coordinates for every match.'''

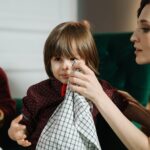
[44,20,99,78]
[137,0,150,17]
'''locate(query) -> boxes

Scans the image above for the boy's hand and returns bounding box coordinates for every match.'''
[8,114,31,147]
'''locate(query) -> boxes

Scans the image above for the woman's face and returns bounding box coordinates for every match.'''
[131,4,150,64]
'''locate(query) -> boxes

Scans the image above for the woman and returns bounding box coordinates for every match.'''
[69,0,150,149]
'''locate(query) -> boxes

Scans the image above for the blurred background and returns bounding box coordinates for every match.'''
[0,0,140,98]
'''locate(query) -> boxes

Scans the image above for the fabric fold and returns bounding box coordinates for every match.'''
[36,86,101,150]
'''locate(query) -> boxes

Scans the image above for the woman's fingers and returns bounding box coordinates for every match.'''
[72,60,93,75]
[69,83,85,95]
[69,72,87,86]
[118,90,139,105]
[69,60,102,102]
[70,61,94,86]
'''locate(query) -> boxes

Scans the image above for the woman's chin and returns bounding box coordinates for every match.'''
[135,57,149,65]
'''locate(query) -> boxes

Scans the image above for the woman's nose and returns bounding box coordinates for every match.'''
[130,30,139,43]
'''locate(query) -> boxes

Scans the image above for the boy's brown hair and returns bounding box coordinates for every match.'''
[44,20,99,77]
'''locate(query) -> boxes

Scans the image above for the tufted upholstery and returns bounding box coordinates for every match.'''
[93,32,150,149]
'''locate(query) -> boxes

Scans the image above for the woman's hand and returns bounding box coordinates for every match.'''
[69,61,104,103]
[8,114,31,147]
[117,90,139,105]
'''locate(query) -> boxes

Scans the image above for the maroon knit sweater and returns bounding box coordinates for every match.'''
[0,67,16,147]
[21,77,128,150]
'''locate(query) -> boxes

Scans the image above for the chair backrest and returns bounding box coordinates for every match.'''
[94,32,150,106]
[15,98,23,115]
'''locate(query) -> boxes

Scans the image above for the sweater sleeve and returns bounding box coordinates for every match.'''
[20,86,39,137]
[100,80,129,112]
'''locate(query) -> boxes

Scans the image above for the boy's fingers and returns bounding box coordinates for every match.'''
[15,132,27,140]
[11,115,26,130]
[13,114,23,124]
[17,124,26,130]
[11,123,26,133]
[17,139,31,147]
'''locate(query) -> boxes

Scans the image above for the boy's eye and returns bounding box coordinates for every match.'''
[54,57,61,61]
[70,57,76,61]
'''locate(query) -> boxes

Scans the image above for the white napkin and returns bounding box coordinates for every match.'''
[36,86,101,150]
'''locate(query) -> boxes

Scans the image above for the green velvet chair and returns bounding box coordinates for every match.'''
[94,32,150,106]
[93,32,150,149]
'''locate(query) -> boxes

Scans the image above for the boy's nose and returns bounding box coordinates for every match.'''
[62,60,72,70]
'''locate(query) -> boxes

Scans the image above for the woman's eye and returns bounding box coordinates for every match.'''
[141,28,150,33]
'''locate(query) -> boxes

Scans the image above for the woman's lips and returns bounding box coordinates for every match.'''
[135,49,142,54]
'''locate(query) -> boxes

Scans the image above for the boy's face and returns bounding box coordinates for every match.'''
[51,44,84,84]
